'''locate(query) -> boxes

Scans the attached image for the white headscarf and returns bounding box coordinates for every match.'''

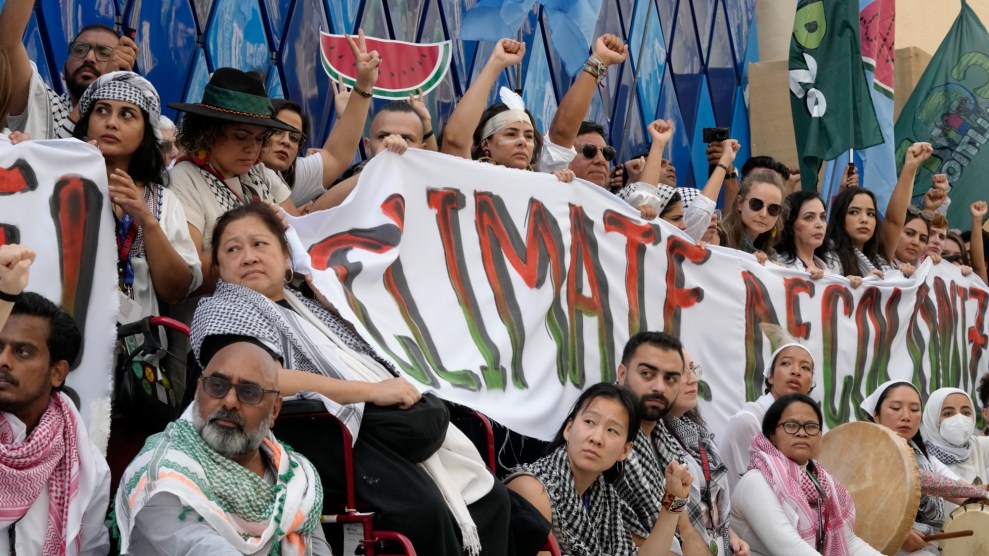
[920,387,973,461]
[860,379,916,418]
[762,342,815,379]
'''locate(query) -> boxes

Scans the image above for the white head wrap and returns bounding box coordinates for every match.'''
[920,387,971,447]
[480,86,533,139]
[758,323,816,379]
[860,379,917,418]
[77,70,163,142]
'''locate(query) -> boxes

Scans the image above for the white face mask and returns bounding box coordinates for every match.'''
[940,413,975,446]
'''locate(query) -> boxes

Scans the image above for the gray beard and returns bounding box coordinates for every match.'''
[191,399,269,458]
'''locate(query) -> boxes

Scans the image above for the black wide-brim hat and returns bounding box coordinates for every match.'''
[168,67,300,133]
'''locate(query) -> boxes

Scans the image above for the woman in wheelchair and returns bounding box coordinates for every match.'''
[505,383,690,556]
[192,201,512,556]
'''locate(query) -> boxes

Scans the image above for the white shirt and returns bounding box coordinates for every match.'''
[717,393,775,490]
[535,134,577,173]
[683,194,715,241]
[731,470,883,556]
[4,62,75,140]
[287,152,326,206]
[0,395,111,556]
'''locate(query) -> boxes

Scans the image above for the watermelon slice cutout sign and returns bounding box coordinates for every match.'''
[320,32,452,100]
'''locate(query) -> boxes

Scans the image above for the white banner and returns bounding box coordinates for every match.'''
[291,150,989,441]
[0,137,117,433]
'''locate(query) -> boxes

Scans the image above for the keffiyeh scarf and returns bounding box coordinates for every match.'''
[77,71,163,141]
[192,281,396,440]
[670,416,731,554]
[618,422,688,539]
[115,419,322,554]
[748,434,855,556]
[510,446,634,556]
[0,393,82,555]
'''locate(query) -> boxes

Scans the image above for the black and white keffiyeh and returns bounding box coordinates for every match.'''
[669,416,732,554]
[509,446,635,556]
[192,281,396,439]
[193,163,274,214]
[618,422,688,539]
[77,71,163,141]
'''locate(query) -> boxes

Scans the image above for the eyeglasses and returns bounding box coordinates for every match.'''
[580,143,617,162]
[273,129,304,145]
[687,363,703,379]
[906,206,934,222]
[747,197,783,217]
[713,209,722,221]
[69,42,114,62]
[777,420,822,436]
[200,375,279,405]
[943,254,963,263]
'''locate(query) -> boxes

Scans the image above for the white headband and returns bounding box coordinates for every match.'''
[763,342,815,378]
[480,87,532,139]
[860,379,917,418]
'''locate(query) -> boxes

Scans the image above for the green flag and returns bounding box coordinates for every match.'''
[790,0,883,191]
[894,1,989,227]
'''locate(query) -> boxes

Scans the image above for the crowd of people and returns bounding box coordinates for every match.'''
[3,2,989,554]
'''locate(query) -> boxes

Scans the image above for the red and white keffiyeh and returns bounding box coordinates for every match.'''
[0,393,81,555]
[748,433,856,556]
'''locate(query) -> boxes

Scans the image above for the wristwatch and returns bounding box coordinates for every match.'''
[661,491,689,513]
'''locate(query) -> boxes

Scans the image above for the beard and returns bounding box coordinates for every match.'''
[638,392,672,422]
[191,399,270,458]
[65,62,101,101]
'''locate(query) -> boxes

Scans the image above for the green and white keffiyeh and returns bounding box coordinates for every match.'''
[114,419,322,555]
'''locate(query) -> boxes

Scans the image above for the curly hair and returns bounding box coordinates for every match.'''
[175,112,272,159]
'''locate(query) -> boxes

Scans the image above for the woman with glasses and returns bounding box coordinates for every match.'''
[717,169,786,258]
[861,380,989,555]
[192,201,513,556]
[825,142,932,279]
[261,97,373,207]
[730,394,881,555]
[70,71,200,320]
[773,191,841,279]
[662,350,749,556]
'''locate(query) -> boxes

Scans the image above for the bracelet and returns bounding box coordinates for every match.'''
[422,129,434,141]
[0,290,21,303]
[661,491,688,513]
[716,163,737,179]
[352,84,373,99]
[582,55,608,87]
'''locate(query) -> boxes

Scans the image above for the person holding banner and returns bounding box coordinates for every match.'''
[890,208,932,273]
[772,191,840,280]
[617,121,687,228]
[505,383,691,556]
[919,388,989,490]
[717,170,785,259]
[662,349,749,556]
[861,380,989,555]
[0,244,112,556]
[718,325,815,490]
[825,143,933,278]
[440,38,574,182]
[730,394,882,556]
[195,202,512,556]
[70,71,201,321]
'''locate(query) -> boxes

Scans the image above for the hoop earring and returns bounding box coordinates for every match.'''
[284,268,293,284]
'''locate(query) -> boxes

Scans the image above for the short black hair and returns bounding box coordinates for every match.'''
[978,373,989,410]
[762,393,821,439]
[377,100,418,116]
[741,155,790,181]
[577,120,607,141]
[71,24,116,45]
[10,291,82,367]
[620,331,684,368]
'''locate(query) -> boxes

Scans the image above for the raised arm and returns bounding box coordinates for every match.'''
[970,201,988,284]
[547,34,627,149]
[0,244,35,327]
[882,142,932,261]
[0,0,34,118]
[440,39,524,159]
[636,120,673,186]
[311,30,381,189]
[700,139,739,201]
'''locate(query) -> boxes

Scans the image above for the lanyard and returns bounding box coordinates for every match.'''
[806,466,827,552]
[697,444,720,555]
[115,212,139,289]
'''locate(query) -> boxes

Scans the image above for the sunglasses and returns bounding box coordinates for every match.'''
[747,197,783,217]
[906,206,933,222]
[200,375,279,405]
[580,143,616,162]
[943,254,963,263]
[69,42,114,62]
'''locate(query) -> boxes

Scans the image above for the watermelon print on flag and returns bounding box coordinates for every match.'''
[320,32,452,99]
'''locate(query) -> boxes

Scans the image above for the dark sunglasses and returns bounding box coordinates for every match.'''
[200,375,279,405]
[580,143,616,162]
[69,42,114,62]
[943,254,963,263]
[747,197,783,217]
[906,206,933,222]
